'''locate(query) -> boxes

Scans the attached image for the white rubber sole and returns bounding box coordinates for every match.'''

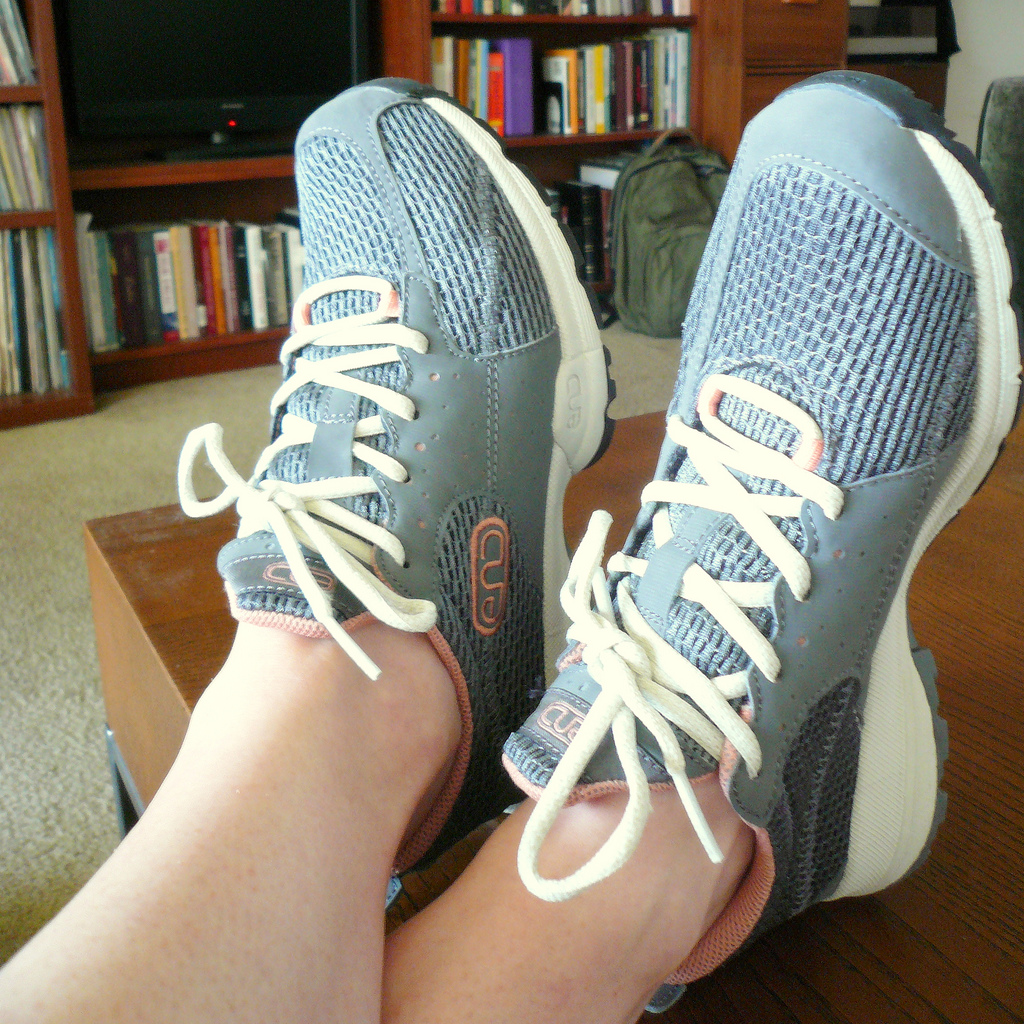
[832,129,1021,899]
[425,97,611,670]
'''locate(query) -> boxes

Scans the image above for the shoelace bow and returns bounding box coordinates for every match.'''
[178,275,435,680]
[517,374,845,902]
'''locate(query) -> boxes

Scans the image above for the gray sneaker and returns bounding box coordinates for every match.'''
[504,71,1022,999]
[178,78,613,873]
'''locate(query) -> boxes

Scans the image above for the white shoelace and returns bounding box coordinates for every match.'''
[178,275,437,680]
[517,374,845,902]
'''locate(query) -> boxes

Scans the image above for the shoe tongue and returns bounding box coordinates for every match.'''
[625,370,807,685]
[263,283,406,529]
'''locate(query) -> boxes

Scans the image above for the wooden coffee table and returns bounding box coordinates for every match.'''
[84,411,1024,1022]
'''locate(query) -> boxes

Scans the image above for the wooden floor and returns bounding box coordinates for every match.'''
[86,409,1024,1023]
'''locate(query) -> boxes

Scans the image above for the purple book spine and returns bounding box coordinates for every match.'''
[496,37,534,137]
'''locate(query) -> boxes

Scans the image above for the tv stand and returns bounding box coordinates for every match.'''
[164,133,293,162]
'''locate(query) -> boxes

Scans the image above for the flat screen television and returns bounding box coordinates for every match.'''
[59,0,369,150]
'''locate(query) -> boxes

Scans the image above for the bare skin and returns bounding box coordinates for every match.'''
[0,621,752,1024]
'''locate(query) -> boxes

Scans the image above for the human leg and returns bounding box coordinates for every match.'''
[383,784,752,1024]
[0,620,459,1024]
[2,76,615,1023]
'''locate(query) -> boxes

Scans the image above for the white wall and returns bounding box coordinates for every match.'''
[945,0,1024,152]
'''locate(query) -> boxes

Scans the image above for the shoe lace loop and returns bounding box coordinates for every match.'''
[517,374,844,902]
[178,275,435,680]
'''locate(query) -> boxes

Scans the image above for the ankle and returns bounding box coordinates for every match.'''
[185,620,463,856]
[529,777,753,986]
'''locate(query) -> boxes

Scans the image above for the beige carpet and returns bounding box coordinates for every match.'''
[0,322,677,965]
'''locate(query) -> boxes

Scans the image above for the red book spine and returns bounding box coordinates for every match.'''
[487,51,505,136]
[195,225,217,337]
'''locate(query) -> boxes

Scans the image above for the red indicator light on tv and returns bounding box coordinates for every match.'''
[227,119,237,127]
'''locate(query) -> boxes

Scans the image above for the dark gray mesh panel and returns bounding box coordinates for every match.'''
[420,494,545,865]
[377,102,555,356]
[751,676,861,940]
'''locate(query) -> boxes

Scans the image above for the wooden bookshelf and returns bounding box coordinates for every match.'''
[381,1,849,173]
[68,152,299,391]
[1,0,861,423]
[0,0,94,428]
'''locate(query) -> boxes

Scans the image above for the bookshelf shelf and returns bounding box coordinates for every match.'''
[89,328,287,391]
[90,327,288,366]
[0,0,95,428]
[504,127,666,148]
[0,84,43,103]
[0,209,56,228]
[0,387,93,428]
[432,14,694,25]
[69,155,296,192]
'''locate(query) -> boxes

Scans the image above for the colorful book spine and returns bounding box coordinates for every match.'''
[152,229,179,343]
[495,38,534,137]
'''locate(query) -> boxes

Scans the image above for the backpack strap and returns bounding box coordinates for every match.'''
[648,126,703,157]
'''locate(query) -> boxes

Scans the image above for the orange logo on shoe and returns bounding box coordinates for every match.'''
[262,560,336,594]
[471,516,510,636]
[536,700,584,745]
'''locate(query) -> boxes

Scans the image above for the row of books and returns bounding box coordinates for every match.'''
[432,29,690,138]
[542,31,690,135]
[0,0,34,86]
[0,227,69,397]
[432,37,534,136]
[75,214,306,354]
[0,104,50,211]
[433,1,690,13]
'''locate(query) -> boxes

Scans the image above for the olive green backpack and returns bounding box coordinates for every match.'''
[611,129,729,338]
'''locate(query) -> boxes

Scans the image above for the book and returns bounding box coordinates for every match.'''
[232,224,254,331]
[38,229,64,389]
[109,229,147,348]
[558,180,603,282]
[487,49,505,135]
[262,226,289,327]
[494,38,534,137]
[169,224,199,340]
[0,0,35,84]
[541,55,569,135]
[848,5,937,56]
[152,228,179,343]
[474,38,490,122]
[432,36,455,97]
[244,224,269,330]
[278,221,305,311]
[94,230,120,351]
[74,213,110,353]
[219,221,240,333]
[579,150,635,190]
[130,227,164,345]
[544,49,579,134]
[0,106,28,208]
[455,38,472,108]
[207,222,227,334]
[192,223,217,337]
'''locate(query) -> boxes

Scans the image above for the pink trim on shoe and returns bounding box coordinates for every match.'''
[665,823,774,984]
[502,754,676,807]
[392,625,474,873]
